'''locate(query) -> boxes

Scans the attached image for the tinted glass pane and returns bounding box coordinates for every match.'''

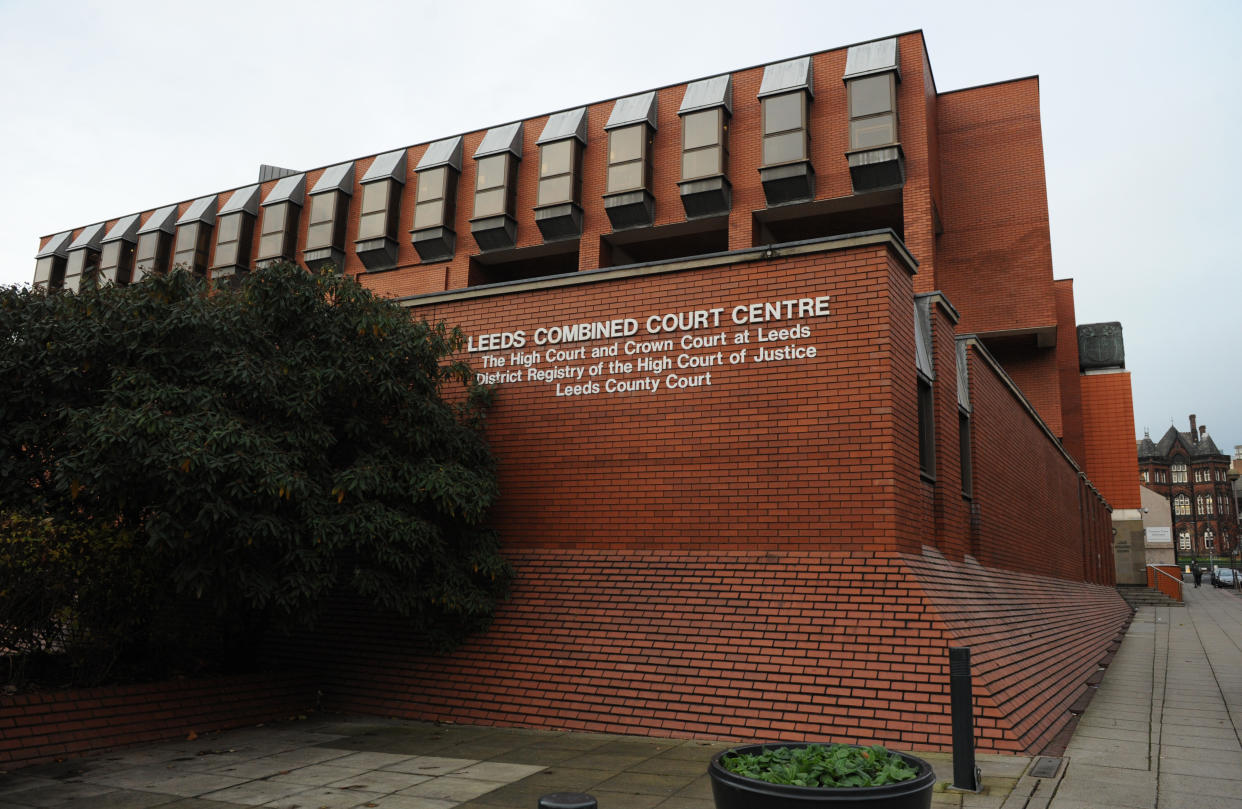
[175,224,197,252]
[850,114,895,149]
[683,109,720,150]
[609,125,643,164]
[763,131,806,165]
[476,154,507,191]
[540,140,572,178]
[215,240,238,267]
[473,187,505,218]
[100,241,121,270]
[309,193,335,224]
[607,162,643,193]
[850,75,892,118]
[360,182,388,215]
[216,213,240,244]
[413,200,444,229]
[417,167,446,202]
[136,232,158,263]
[538,175,572,205]
[33,257,54,284]
[263,203,287,235]
[65,251,86,279]
[306,221,333,249]
[258,232,284,259]
[682,146,720,180]
[358,210,387,240]
[763,93,803,135]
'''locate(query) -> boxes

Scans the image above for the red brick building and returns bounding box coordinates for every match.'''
[1138,417,1237,559]
[33,32,1137,755]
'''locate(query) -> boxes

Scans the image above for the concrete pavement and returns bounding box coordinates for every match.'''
[1040,579,1242,809]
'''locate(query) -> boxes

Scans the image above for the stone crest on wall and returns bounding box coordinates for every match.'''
[1078,322,1125,370]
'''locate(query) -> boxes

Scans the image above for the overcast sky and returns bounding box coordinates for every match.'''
[2,0,1239,455]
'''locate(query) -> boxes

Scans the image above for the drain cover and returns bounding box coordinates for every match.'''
[1030,756,1063,778]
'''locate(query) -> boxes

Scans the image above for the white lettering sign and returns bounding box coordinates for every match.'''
[470,294,831,398]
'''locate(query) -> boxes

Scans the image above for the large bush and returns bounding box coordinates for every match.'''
[0,264,511,682]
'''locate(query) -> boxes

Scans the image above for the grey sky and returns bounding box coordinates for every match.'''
[2,0,1239,455]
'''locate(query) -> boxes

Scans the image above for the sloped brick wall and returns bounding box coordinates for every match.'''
[276,549,1128,755]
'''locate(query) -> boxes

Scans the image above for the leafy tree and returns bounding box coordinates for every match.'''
[0,264,511,658]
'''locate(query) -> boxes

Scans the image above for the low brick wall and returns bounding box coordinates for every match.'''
[273,549,1130,755]
[0,672,317,770]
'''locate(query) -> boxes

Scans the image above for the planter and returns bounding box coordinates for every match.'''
[709,743,936,809]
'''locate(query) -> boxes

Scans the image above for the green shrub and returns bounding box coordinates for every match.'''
[721,743,919,788]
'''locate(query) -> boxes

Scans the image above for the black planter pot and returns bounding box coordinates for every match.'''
[708,743,936,809]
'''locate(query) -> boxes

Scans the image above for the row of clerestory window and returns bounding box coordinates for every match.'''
[36,39,903,287]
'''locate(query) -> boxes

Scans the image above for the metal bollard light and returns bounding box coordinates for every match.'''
[538,792,597,809]
[948,646,982,792]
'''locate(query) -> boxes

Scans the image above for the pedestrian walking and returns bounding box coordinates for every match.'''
[1192,560,1203,588]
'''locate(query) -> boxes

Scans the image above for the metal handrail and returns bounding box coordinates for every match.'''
[1147,564,1183,602]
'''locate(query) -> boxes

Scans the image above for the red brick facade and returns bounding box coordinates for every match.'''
[32,31,1137,756]
[0,674,316,770]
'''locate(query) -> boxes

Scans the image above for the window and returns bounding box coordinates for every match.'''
[959,410,972,498]
[1205,529,1215,550]
[1175,494,1191,516]
[258,202,298,261]
[256,175,304,263]
[135,231,168,277]
[408,139,461,262]
[413,166,455,230]
[133,205,178,278]
[1179,529,1191,551]
[682,108,726,180]
[1141,471,1149,483]
[1198,495,1213,515]
[99,239,136,285]
[213,212,244,268]
[918,376,935,477]
[172,223,212,274]
[762,92,808,166]
[537,139,580,207]
[306,189,349,258]
[1195,469,1204,483]
[302,162,354,272]
[359,181,400,240]
[63,248,100,293]
[1172,462,1187,483]
[473,154,512,218]
[848,73,898,149]
[354,149,407,272]
[607,124,650,194]
[172,196,217,275]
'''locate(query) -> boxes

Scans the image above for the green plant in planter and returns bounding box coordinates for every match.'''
[721,743,918,788]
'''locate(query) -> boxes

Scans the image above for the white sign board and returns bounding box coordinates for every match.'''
[1146,526,1172,544]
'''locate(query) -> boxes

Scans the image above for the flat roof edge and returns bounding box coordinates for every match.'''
[397,229,917,308]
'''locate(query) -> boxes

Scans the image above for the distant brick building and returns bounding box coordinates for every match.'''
[33,31,1137,754]
[1138,417,1237,559]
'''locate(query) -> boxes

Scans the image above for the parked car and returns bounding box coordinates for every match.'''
[1213,568,1237,588]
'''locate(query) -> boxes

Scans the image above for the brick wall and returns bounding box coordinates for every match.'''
[259,238,1127,755]
[0,673,316,770]
[1080,371,1142,510]
[408,236,922,554]
[275,548,1128,755]
[963,339,1110,580]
